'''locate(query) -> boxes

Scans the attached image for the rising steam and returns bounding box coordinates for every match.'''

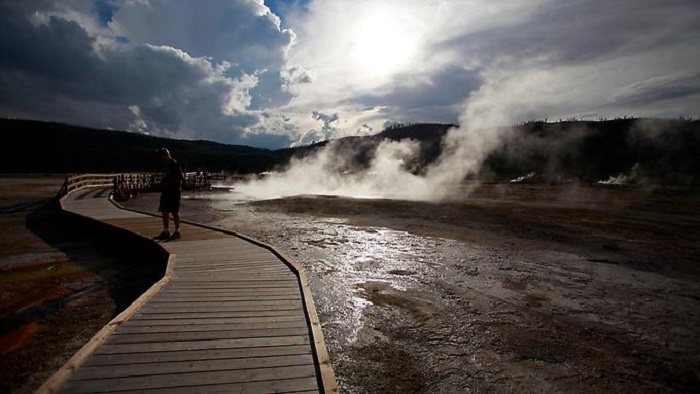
[236,139,441,200]
[235,121,508,202]
[236,69,520,201]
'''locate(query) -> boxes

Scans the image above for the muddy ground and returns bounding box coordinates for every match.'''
[0,177,164,394]
[123,183,700,393]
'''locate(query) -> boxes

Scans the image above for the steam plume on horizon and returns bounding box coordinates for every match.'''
[235,78,517,202]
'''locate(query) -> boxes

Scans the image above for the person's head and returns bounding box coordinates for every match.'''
[156,148,172,164]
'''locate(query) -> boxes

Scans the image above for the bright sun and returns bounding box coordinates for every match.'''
[350,10,419,78]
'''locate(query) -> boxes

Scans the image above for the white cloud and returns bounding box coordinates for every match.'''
[109,0,293,72]
[0,0,698,148]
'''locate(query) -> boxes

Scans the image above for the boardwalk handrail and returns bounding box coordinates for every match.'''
[56,173,118,198]
[55,173,156,201]
[56,172,212,201]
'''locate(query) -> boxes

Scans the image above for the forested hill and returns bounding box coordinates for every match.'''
[483,118,699,185]
[0,118,286,173]
[1,117,698,186]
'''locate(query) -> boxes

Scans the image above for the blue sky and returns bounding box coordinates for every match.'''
[0,0,698,149]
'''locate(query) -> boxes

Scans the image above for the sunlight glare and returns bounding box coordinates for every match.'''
[350,9,419,78]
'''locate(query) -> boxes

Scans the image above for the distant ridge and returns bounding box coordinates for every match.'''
[1,117,698,186]
[0,118,283,173]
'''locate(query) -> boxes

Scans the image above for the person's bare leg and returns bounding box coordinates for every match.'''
[162,211,170,231]
[174,212,181,231]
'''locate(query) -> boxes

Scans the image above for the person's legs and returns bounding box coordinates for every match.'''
[162,211,170,231]
[159,191,182,240]
[171,191,182,238]
[155,211,171,239]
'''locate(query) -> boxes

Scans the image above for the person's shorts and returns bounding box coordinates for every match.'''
[159,191,181,213]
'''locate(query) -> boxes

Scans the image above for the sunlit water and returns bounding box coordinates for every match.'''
[192,189,491,344]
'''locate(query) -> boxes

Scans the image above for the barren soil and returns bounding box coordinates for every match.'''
[124,183,700,393]
[0,177,164,394]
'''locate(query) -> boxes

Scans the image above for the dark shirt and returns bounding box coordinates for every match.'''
[162,159,183,193]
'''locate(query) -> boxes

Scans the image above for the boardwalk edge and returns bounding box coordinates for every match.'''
[36,255,175,394]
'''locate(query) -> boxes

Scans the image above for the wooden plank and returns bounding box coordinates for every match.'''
[166,249,272,257]
[169,277,297,282]
[83,345,313,366]
[171,267,294,275]
[174,257,283,263]
[134,310,304,320]
[172,251,276,257]
[171,272,294,279]
[61,365,317,393]
[170,265,289,271]
[173,260,282,267]
[144,299,302,309]
[124,315,305,327]
[73,354,315,380]
[96,336,311,354]
[159,284,300,291]
[173,278,294,287]
[172,268,291,275]
[170,246,275,253]
[173,266,287,273]
[141,294,303,303]
[116,318,307,334]
[168,281,299,288]
[171,253,281,260]
[150,295,301,303]
[93,376,320,394]
[163,241,252,249]
[156,288,301,297]
[138,304,303,314]
[108,327,310,344]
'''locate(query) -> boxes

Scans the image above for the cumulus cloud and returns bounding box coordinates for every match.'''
[108,0,294,73]
[1,0,699,149]
[0,0,296,145]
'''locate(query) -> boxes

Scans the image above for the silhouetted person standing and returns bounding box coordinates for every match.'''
[155,148,183,241]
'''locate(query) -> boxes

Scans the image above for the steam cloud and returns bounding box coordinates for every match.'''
[235,81,516,201]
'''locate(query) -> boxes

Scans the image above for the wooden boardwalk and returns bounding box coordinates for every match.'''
[40,187,336,393]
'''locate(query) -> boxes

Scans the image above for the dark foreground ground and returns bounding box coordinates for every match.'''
[0,177,164,393]
[123,183,700,393]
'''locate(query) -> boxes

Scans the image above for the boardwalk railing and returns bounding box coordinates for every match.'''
[56,172,212,202]
[56,173,118,197]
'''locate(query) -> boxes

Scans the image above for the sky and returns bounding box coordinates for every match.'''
[0,0,699,149]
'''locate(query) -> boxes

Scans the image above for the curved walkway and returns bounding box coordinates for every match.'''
[40,187,336,393]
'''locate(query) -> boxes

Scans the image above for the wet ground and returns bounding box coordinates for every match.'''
[124,184,700,393]
[0,177,164,393]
